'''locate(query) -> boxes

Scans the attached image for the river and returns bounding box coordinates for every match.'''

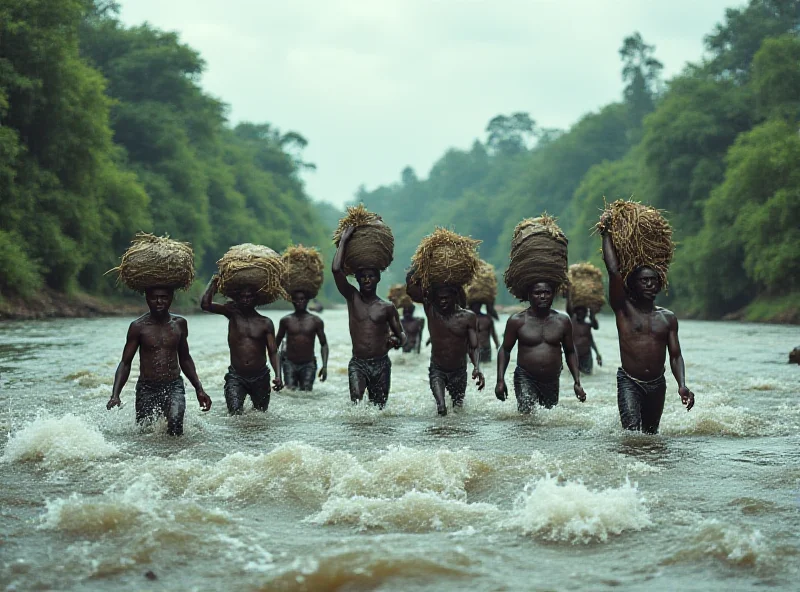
[1,310,798,591]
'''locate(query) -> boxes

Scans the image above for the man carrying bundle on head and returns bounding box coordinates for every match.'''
[107,234,212,436]
[332,206,406,408]
[389,284,425,354]
[598,200,694,434]
[406,229,485,416]
[276,245,329,391]
[201,244,284,415]
[566,263,604,375]
[466,261,500,363]
[495,216,586,412]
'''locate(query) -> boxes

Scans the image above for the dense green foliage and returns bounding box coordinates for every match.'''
[357,0,800,317]
[0,0,336,301]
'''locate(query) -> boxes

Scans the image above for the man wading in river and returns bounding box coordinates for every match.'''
[470,302,499,363]
[107,287,212,435]
[567,299,602,375]
[276,290,329,391]
[600,219,695,433]
[333,226,405,407]
[495,282,586,412]
[201,276,283,414]
[408,279,484,416]
[400,304,425,354]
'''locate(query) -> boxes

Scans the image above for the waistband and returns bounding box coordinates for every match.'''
[514,365,560,387]
[430,360,467,373]
[351,353,390,363]
[617,366,666,386]
[136,376,183,388]
[227,365,271,381]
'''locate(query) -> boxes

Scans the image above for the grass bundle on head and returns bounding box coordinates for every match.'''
[595,199,674,288]
[217,244,287,306]
[282,244,324,298]
[110,233,195,293]
[568,262,605,313]
[410,228,481,290]
[333,204,394,275]
[466,260,498,305]
[387,283,412,309]
[504,214,569,301]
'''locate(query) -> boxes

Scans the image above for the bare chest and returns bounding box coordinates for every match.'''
[140,323,180,351]
[518,319,562,347]
[619,308,669,340]
[350,299,388,325]
[229,315,268,341]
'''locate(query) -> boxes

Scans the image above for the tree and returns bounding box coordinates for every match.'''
[619,32,664,135]
[485,112,536,155]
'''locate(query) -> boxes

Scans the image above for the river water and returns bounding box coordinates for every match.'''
[0,310,798,591]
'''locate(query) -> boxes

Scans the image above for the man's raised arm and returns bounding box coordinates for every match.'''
[332,226,357,300]
[601,228,626,311]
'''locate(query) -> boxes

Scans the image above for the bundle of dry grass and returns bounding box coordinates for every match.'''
[568,262,605,313]
[332,205,394,275]
[504,214,569,300]
[595,199,674,287]
[466,260,498,304]
[387,284,413,309]
[110,233,195,292]
[410,228,481,289]
[217,244,287,306]
[282,244,324,298]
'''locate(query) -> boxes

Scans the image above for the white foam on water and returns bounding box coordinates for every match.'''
[1,414,118,466]
[308,490,502,532]
[667,519,772,568]
[504,475,651,544]
[661,401,769,437]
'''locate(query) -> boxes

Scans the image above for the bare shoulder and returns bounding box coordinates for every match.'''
[656,306,678,325]
[552,309,571,324]
[313,314,325,328]
[508,311,526,327]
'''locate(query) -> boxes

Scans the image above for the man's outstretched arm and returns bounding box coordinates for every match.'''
[332,227,357,300]
[667,314,694,411]
[601,230,626,311]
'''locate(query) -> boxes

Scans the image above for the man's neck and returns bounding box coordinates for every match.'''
[360,290,378,303]
[529,306,551,319]
[294,309,309,317]
[631,297,655,313]
[148,310,171,323]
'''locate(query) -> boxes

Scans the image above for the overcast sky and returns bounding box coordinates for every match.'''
[119,0,738,207]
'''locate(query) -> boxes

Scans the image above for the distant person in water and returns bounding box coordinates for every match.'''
[276,290,328,391]
[333,226,405,408]
[408,278,484,416]
[107,286,212,435]
[600,217,694,434]
[469,302,499,363]
[401,304,425,354]
[201,276,283,414]
[495,282,586,413]
[566,298,602,375]
[309,300,324,313]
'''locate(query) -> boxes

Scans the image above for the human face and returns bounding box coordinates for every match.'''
[356,268,379,293]
[434,287,457,314]
[292,290,309,313]
[574,306,588,321]
[469,302,482,314]
[631,267,661,301]
[145,287,173,314]
[235,287,256,308]
[528,282,554,310]
[403,304,415,317]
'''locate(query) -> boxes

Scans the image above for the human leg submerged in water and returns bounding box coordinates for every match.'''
[616,367,666,434]
[135,377,187,436]
[348,354,392,408]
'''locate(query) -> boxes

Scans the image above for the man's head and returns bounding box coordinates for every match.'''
[291,290,310,313]
[432,285,459,314]
[355,268,380,294]
[402,304,416,317]
[528,281,555,310]
[574,305,588,321]
[627,266,662,302]
[469,301,483,315]
[144,286,174,314]
[233,286,257,309]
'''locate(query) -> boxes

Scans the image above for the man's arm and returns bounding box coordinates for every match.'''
[589,332,603,366]
[489,318,500,348]
[265,319,283,391]
[466,313,484,390]
[562,316,586,402]
[494,316,519,401]
[601,229,626,312]
[200,275,229,315]
[276,316,287,349]
[589,309,599,330]
[332,226,357,300]
[107,323,140,409]
[176,319,212,411]
[667,314,694,410]
[417,318,425,353]
[316,318,329,382]
[387,305,406,349]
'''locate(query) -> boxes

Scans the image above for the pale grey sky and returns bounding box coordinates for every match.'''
[119,0,738,207]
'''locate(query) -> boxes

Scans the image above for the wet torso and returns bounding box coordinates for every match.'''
[514,309,567,381]
[476,314,493,349]
[402,317,424,349]
[571,316,593,355]
[426,305,473,371]
[615,301,672,381]
[347,294,394,359]
[284,312,321,363]
[226,309,271,377]
[135,314,183,382]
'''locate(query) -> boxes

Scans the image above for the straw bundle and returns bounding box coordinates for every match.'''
[110,233,195,292]
[388,284,413,309]
[282,244,324,298]
[217,244,287,306]
[504,215,569,300]
[410,228,481,289]
[568,263,605,313]
[333,205,394,275]
[595,199,674,287]
[466,260,498,304]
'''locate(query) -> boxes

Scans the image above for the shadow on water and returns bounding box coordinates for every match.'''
[613,433,673,466]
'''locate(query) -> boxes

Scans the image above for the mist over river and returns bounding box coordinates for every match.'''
[1,310,799,591]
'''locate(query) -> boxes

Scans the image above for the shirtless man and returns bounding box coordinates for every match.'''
[106,287,212,435]
[333,227,406,408]
[600,221,694,433]
[566,298,602,375]
[408,279,484,415]
[201,276,282,415]
[495,282,586,412]
[469,302,499,363]
[401,304,425,354]
[276,290,328,391]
